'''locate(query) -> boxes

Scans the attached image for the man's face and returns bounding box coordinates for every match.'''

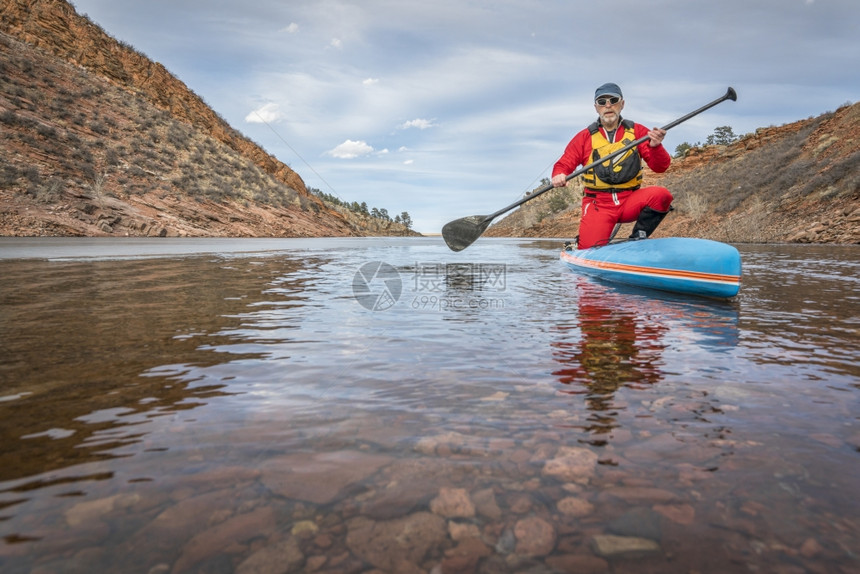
[594,95,625,128]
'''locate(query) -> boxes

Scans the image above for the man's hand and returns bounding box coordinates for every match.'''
[552,174,568,187]
[648,127,667,147]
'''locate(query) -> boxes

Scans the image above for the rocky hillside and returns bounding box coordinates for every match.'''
[486,102,860,245]
[0,0,414,237]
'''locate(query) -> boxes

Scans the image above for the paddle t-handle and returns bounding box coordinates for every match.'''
[660,87,737,132]
[442,87,738,252]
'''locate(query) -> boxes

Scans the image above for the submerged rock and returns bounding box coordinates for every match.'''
[64,493,141,527]
[172,507,277,573]
[472,488,503,520]
[345,511,447,571]
[260,450,392,504]
[442,537,492,573]
[592,534,660,556]
[236,537,303,574]
[607,507,663,541]
[557,496,595,517]
[541,446,599,483]
[429,487,476,518]
[290,520,319,539]
[653,503,696,525]
[545,553,609,573]
[513,516,557,557]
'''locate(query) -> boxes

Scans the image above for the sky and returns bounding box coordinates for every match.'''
[69,0,859,233]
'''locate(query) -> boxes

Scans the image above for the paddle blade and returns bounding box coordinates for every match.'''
[442,215,492,252]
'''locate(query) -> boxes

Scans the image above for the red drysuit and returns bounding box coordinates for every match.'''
[552,120,673,249]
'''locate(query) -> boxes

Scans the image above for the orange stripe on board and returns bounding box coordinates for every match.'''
[561,251,741,285]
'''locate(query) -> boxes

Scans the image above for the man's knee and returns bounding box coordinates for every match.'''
[649,186,673,212]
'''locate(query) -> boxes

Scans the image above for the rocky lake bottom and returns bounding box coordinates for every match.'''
[1,238,858,573]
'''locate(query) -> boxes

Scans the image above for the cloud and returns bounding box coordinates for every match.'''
[363,78,379,86]
[281,23,299,33]
[400,118,436,130]
[330,38,342,49]
[244,103,285,124]
[327,139,374,159]
[403,159,414,165]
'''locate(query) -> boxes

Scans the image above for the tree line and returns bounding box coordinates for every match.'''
[674,126,739,157]
[309,188,413,229]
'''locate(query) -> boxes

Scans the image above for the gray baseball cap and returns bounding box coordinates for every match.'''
[595,82,623,100]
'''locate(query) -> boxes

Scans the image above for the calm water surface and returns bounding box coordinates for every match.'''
[0,237,858,574]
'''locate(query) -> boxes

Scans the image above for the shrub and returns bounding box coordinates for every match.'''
[36,124,57,138]
[24,166,41,184]
[35,180,64,203]
[796,151,860,199]
[166,125,190,147]
[676,190,710,220]
[548,191,571,213]
[0,110,18,125]
[105,148,120,166]
[0,164,19,186]
[90,120,108,134]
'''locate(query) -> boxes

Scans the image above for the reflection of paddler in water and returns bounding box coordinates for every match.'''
[551,277,739,439]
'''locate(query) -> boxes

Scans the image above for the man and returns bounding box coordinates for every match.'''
[552,83,673,249]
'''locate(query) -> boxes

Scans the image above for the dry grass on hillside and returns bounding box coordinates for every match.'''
[0,35,311,212]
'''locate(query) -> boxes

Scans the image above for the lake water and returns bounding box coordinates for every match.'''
[1,237,858,574]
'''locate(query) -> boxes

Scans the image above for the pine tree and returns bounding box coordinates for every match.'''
[706,126,738,146]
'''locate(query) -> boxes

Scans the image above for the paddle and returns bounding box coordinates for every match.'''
[442,87,738,252]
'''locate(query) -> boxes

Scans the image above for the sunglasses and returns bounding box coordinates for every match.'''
[595,96,621,106]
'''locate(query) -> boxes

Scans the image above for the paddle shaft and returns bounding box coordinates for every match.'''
[481,87,738,222]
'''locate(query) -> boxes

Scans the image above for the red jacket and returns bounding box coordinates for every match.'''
[552,119,671,185]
